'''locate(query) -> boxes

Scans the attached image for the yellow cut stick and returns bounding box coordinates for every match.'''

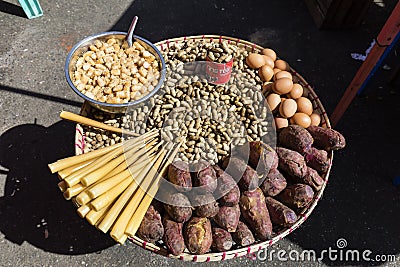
[58,158,95,179]
[96,144,164,233]
[63,183,85,200]
[48,129,157,173]
[58,180,67,192]
[48,141,123,173]
[63,138,139,188]
[63,146,126,187]
[90,176,133,212]
[75,161,128,206]
[109,150,166,243]
[77,204,91,218]
[116,234,128,245]
[96,180,137,233]
[60,111,140,137]
[125,144,181,237]
[75,140,162,206]
[75,133,157,187]
[81,138,158,187]
[87,149,157,200]
[86,200,114,226]
[90,153,159,211]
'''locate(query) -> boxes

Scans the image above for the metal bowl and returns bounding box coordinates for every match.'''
[65,31,166,113]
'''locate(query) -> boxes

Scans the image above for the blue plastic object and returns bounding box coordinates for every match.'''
[18,0,43,19]
[393,176,400,186]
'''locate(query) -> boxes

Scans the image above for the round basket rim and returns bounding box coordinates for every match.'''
[74,34,333,262]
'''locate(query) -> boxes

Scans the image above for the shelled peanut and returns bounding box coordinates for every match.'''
[246,49,321,129]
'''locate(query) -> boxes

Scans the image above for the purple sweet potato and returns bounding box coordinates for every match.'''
[163,192,193,223]
[192,160,218,194]
[211,227,233,252]
[284,166,324,191]
[236,141,279,174]
[222,156,260,191]
[137,205,164,243]
[232,221,255,247]
[303,167,325,191]
[184,217,213,254]
[260,168,287,197]
[213,165,240,206]
[213,204,240,232]
[276,183,314,210]
[191,193,219,218]
[168,160,192,192]
[278,125,313,154]
[162,215,185,256]
[304,147,330,173]
[239,188,272,241]
[266,197,297,227]
[276,147,307,179]
[306,126,346,151]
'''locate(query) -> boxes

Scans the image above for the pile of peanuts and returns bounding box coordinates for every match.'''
[148,40,275,164]
[80,39,276,165]
[72,38,161,104]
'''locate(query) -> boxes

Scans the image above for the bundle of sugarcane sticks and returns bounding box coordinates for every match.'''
[48,112,181,244]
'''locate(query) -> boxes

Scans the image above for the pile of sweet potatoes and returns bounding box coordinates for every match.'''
[136,125,345,256]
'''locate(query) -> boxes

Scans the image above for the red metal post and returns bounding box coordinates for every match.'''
[330,1,400,127]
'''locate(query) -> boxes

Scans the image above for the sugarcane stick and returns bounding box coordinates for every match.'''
[64,139,139,188]
[77,204,91,218]
[75,161,129,206]
[96,180,137,233]
[58,180,67,192]
[48,142,123,173]
[74,135,155,188]
[90,176,133,212]
[63,145,126,187]
[48,129,157,174]
[95,143,164,233]
[63,183,86,200]
[81,138,158,187]
[60,111,141,137]
[58,158,95,179]
[87,150,158,201]
[125,143,181,237]
[116,234,128,245]
[109,149,166,242]
[86,200,114,226]
[87,169,130,200]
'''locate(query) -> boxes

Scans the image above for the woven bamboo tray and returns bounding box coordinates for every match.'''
[74,35,333,262]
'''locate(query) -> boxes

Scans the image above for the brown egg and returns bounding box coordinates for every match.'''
[266,93,281,111]
[289,83,303,99]
[274,117,289,129]
[274,59,290,71]
[310,112,321,126]
[290,113,311,128]
[258,65,274,82]
[261,48,277,61]
[273,68,282,75]
[262,82,273,93]
[273,77,293,94]
[274,70,293,81]
[262,55,275,68]
[296,97,313,115]
[246,53,265,69]
[279,98,297,118]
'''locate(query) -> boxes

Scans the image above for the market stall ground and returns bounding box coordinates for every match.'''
[0,0,399,266]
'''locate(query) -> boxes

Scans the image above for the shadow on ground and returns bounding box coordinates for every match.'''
[0,120,114,254]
